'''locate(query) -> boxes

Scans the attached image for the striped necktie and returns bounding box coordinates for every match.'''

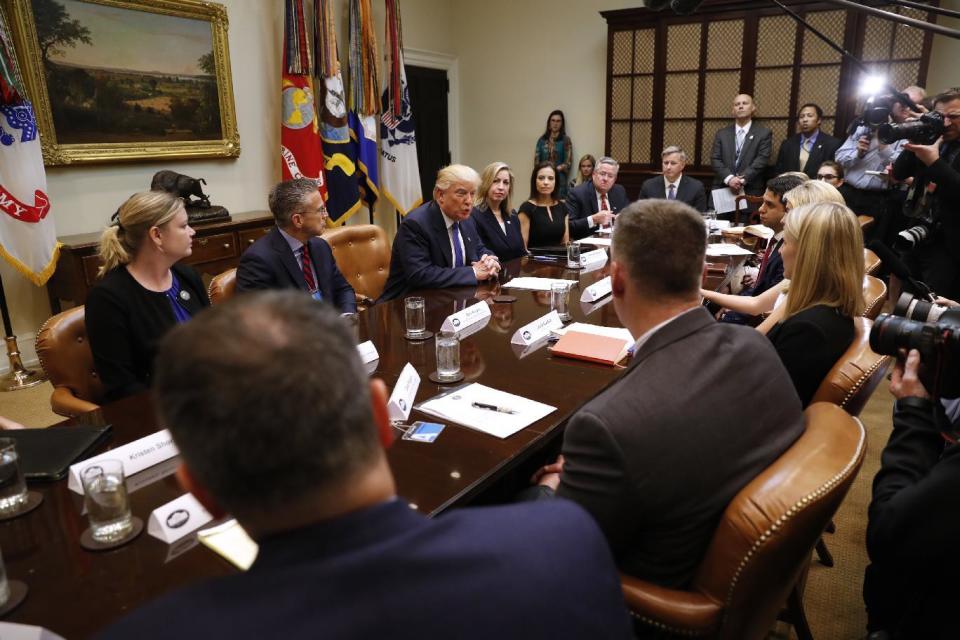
[301,244,317,293]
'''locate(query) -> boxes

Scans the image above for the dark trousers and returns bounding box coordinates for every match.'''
[843,185,891,244]
[904,237,960,300]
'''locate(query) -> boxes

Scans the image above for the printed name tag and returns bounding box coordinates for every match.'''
[581,276,612,303]
[148,493,214,544]
[579,248,608,268]
[441,301,491,334]
[68,430,179,495]
[0,622,66,640]
[357,340,379,364]
[388,363,420,422]
[511,310,563,346]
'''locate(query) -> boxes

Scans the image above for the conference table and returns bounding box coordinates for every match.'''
[1,251,738,638]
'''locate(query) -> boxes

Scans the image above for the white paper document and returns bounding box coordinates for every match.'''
[710,188,749,214]
[502,277,578,292]
[743,223,774,239]
[197,518,258,570]
[575,237,612,247]
[417,384,556,439]
[552,322,634,344]
[706,243,755,257]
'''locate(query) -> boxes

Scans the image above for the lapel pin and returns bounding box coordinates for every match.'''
[179,290,191,302]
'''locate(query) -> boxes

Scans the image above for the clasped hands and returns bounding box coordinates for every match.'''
[472,253,501,280]
[531,455,565,491]
[727,175,746,192]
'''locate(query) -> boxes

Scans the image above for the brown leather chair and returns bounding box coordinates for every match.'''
[864,248,881,276]
[863,274,887,320]
[321,224,391,303]
[858,215,875,236]
[811,316,891,417]
[208,268,237,305]
[35,306,104,417]
[621,403,866,640]
[733,194,763,225]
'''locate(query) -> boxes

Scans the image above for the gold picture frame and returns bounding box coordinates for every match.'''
[6,0,240,165]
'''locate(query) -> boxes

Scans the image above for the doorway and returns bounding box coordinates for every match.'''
[406,65,450,203]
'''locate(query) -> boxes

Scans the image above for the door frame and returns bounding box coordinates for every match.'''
[404,48,460,164]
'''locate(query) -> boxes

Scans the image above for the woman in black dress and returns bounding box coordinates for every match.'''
[470,162,527,262]
[518,162,570,250]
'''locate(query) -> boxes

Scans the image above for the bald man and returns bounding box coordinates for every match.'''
[711,94,774,197]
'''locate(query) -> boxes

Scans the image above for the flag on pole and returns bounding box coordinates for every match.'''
[380,0,422,216]
[281,0,326,196]
[0,4,57,286]
[314,0,361,226]
[347,0,380,211]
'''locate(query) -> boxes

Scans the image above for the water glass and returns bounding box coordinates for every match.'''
[404,296,426,337]
[0,439,27,514]
[435,331,461,381]
[703,211,718,240]
[566,242,581,268]
[81,460,133,543]
[551,282,572,322]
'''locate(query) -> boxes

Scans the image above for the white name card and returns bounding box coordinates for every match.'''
[357,340,379,364]
[441,301,491,334]
[388,363,420,422]
[581,276,613,303]
[511,310,563,346]
[147,493,214,544]
[0,623,65,640]
[579,248,608,268]
[68,429,179,495]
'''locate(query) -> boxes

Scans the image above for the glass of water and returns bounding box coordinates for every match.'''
[81,460,133,543]
[551,282,572,322]
[404,296,426,338]
[0,439,27,514]
[435,331,461,381]
[566,242,581,268]
[703,211,718,241]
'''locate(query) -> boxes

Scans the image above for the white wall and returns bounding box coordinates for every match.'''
[928,0,960,94]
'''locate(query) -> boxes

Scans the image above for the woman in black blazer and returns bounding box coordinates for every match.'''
[470,162,527,262]
[766,201,864,406]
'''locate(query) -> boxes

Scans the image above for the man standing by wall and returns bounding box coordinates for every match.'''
[711,94,774,198]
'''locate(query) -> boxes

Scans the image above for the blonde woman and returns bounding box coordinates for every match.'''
[470,162,526,261]
[783,179,845,210]
[570,154,595,188]
[86,191,210,401]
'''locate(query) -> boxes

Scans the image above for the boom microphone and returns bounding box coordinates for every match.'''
[867,240,936,302]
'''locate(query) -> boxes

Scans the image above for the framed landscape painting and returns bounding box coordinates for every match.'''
[7,0,240,165]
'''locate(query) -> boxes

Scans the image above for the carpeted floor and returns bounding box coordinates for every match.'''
[0,381,62,428]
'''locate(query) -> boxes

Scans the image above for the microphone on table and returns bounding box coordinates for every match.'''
[867,240,936,302]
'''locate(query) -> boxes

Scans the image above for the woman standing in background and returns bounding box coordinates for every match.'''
[534,110,573,199]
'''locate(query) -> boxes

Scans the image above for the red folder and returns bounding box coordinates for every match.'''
[549,330,631,366]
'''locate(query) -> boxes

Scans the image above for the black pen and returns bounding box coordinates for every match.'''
[471,402,518,415]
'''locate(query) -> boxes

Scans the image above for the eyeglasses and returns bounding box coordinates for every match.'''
[817,174,839,181]
[595,171,616,179]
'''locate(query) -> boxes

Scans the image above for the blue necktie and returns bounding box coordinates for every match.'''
[451,221,464,268]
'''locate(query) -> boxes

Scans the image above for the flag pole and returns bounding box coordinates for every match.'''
[0,273,45,392]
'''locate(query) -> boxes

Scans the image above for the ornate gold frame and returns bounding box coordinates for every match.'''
[6,0,240,165]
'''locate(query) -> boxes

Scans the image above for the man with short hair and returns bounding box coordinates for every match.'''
[711,94,774,197]
[775,103,842,179]
[379,164,500,301]
[532,200,804,588]
[237,178,356,312]
[639,146,707,211]
[100,291,634,640]
[565,156,629,239]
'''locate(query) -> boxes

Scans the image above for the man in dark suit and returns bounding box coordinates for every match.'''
[711,94,774,197]
[774,103,842,179]
[237,178,356,313]
[379,164,500,301]
[100,291,633,640]
[532,200,804,589]
[639,146,707,212]
[565,156,629,239]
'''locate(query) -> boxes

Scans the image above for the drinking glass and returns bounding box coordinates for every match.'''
[551,282,572,322]
[703,211,718,241]
[0,439,27,514]
[566,242,581,268]
[404,296,426,338]
[435,331,461,381]
[81,460,133,543]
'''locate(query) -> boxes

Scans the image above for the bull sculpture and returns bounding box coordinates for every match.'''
[150,170,229,224]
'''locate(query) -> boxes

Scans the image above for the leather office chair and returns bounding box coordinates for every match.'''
[321,224,391,304]
[208,268,237,305]
[733,195,763,225]
[858,215,875,236]
[35,306,104,417]
[621,403,866,640]
[863,275,887,320]
[864,248,881,276]
[811,317,890,417]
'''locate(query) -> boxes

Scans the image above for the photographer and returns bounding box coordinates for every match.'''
[864,349,960,638]
[892,90,960,301]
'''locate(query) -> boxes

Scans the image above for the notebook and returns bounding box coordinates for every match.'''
[5,425,112,481]
[549,330,632,366]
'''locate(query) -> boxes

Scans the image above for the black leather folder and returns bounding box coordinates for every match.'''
[3,425,112,481]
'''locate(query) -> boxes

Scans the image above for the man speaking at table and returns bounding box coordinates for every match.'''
[531,200,804,589]
[379,164,501,301]
[565,156,627,239]
[100,291,632,640]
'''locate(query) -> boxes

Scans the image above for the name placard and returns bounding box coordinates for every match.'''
[0,622,65,640]
[441,301,491,335]
[68,430,178,495]
[147,493,214,545]
[388,363,420,422]
[511,310,563,346]
[579,248,608,268]
[581,276,613,303]
[357,340,379,364]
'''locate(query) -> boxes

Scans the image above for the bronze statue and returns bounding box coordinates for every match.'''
[150,170,230,224]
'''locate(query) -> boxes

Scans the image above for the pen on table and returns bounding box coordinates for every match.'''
[471,402,518,415]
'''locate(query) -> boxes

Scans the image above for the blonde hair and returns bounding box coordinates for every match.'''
[476,162,514,214]
[434,164,480,193]
[782,202,864,319]
[783,180,845,210]
[98,191,184,277]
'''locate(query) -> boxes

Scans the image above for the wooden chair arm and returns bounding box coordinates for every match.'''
[621,573,723,636]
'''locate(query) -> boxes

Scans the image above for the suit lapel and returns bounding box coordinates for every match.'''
[429,202,453,267]
[270,228,309,290]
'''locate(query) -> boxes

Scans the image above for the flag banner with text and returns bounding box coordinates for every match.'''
[347,0,380,210]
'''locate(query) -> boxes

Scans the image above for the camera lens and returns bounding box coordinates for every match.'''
[869,314,938,358]
[894,293,947,323]
[894,225,931,251]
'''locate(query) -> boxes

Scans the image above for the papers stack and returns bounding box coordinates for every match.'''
[502,277,578,291]
[575,237,612,247]
[416,384,556,439]
[706,243,754,257]
[551,322,634,343]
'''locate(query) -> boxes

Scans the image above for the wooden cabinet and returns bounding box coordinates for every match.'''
[46,210,274,313]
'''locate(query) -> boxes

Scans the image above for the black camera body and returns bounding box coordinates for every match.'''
[879,111,946,146]
[895,221,938,251]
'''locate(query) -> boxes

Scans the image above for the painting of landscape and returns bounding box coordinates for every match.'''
[33,0,222,144]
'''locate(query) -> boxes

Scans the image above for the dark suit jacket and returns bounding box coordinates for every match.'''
[380,200,493,301]
[767,304,854,407]
[565,181,630,240]
[638,175,707,212]
[710,122,774,195]
[99,500,633,640]
[236,226,356,313]
[721,238,784,325]
[555,307,804,588]
[774,131,843,179]
[470,206,527,262]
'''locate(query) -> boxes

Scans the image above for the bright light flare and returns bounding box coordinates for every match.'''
[860,75,887,97]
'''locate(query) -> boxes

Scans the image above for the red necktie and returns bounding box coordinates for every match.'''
[755,239,779,285]
[600,193,609,212]
[301,243,317,293]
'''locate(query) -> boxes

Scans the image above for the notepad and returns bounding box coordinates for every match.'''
[549,330,632,366]
[416,384,556,439]
[502,277,578,291]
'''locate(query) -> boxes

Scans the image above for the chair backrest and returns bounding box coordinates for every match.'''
[864,248,881,276]
[858,215,875,236]
[321,224,391,300]
[863,274,887,320]
[208,268,237,305]
[810,317,891,416]
[733,195,763,225]
[691,403,866,640]
[35,306,104,412]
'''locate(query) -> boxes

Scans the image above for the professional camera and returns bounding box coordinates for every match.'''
[862,94,901,127]
[894,222,936,251]
[878,111,945,145]
[893,292,949,323]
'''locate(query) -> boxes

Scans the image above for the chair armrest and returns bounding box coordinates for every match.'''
[355,293,376,307]
[50,387,100,418]
[620,573,723,636]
